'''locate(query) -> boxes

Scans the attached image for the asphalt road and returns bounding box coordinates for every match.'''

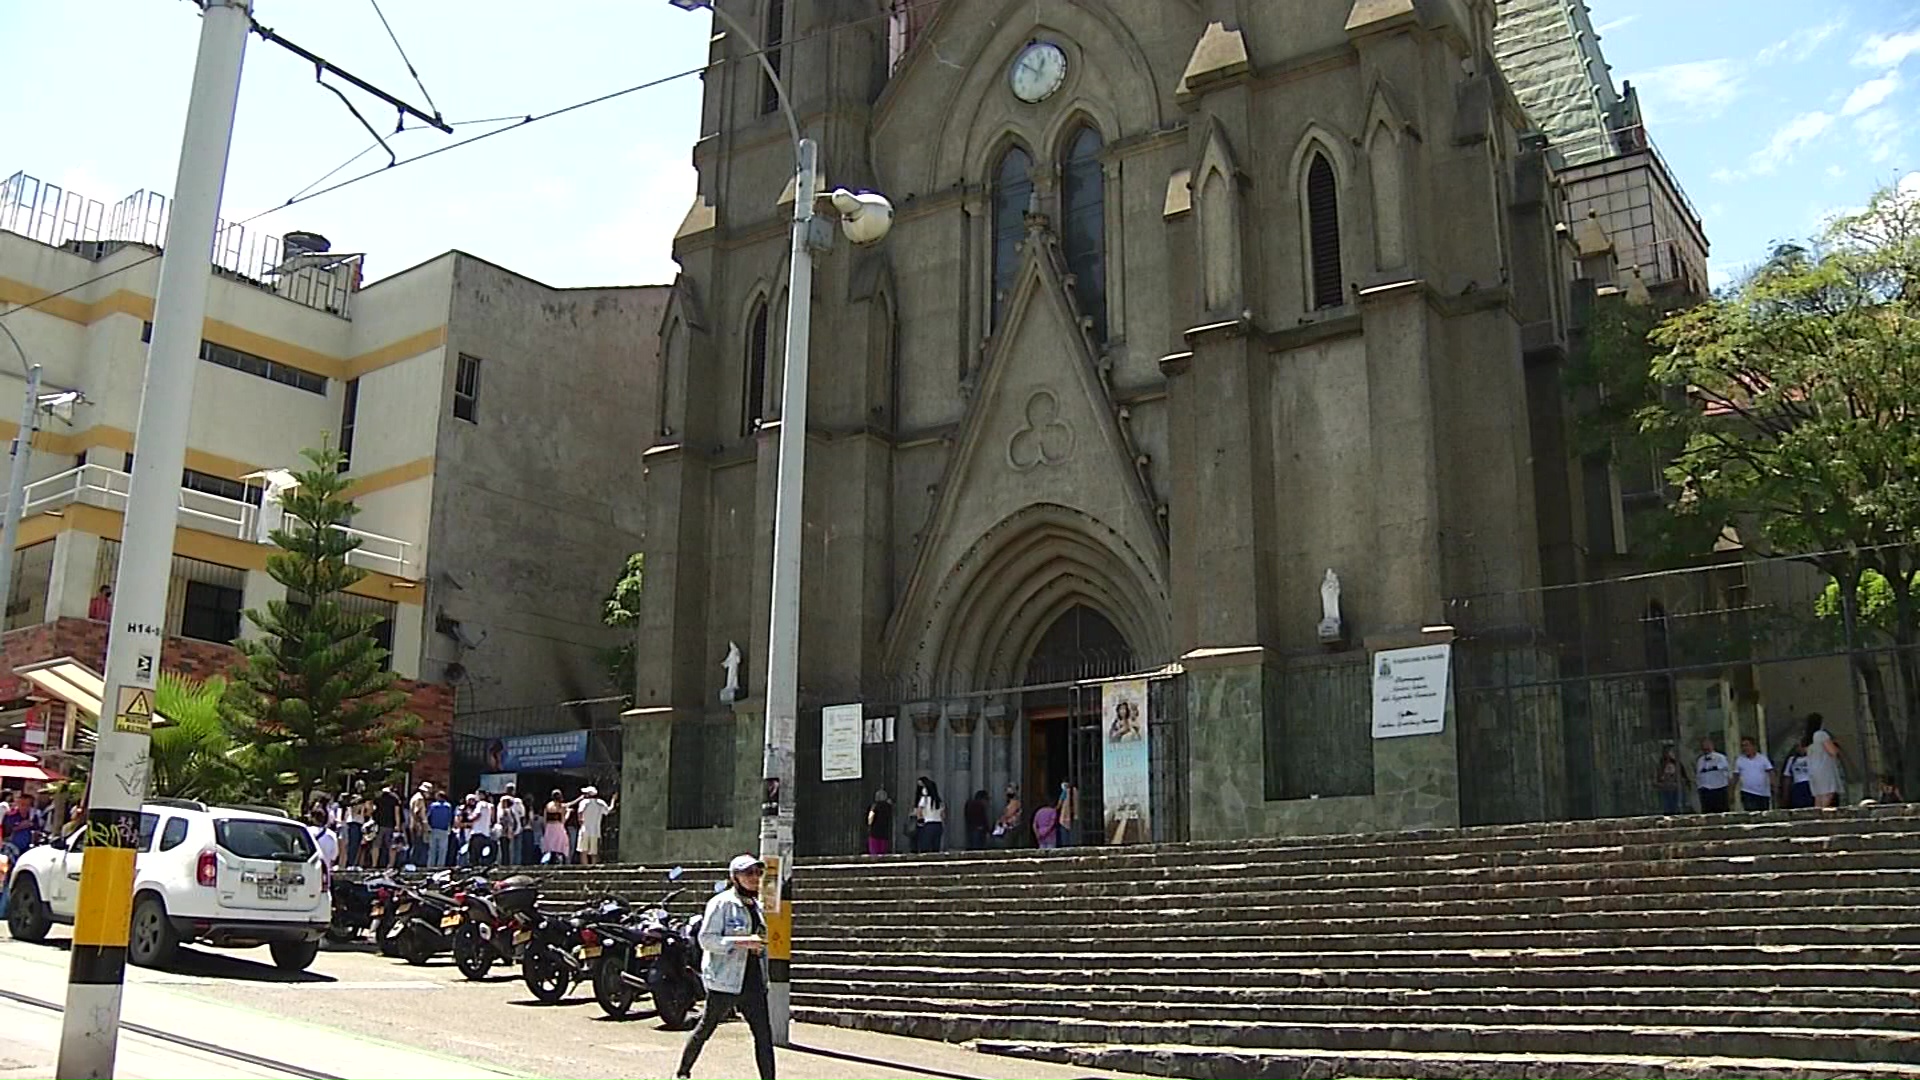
[0,928,1119,1080]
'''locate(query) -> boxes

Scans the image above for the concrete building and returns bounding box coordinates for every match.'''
[0,170,665,723]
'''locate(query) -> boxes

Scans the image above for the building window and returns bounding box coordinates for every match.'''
[179,579,243,644]
[991,145,1034,330]
[454,353,481,423]
[1306,153,1344,310]
[338,378,360,473]
[1060,125,1108,341]
[761,0,786,116]
[743,301,770,435]
[123,453,263,506]
[144,323,329,395]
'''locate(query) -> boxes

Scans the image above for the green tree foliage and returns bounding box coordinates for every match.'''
[600,552,643,699]
[222,447,417,802]
[149,672,246,803]
[1576,180,1920,791]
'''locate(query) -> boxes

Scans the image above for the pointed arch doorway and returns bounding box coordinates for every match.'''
[1019,604,1132,844]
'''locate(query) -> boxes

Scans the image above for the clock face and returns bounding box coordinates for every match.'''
[1010,42,1067,103]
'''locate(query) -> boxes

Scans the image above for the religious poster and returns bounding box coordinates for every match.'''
[1371,643,1452,738]
[1102,679,1151,844]
[820,703,863,781]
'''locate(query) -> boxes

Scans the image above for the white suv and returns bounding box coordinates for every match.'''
[5,797,330,971]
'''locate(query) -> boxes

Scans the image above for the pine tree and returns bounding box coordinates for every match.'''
[223,446,417,802]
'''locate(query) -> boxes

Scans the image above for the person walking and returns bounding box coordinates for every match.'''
[1733,736,1775,812]
[425,789,455,868]
[1805,713,1845,808]
[1695,737,1732,813]
[1056,779,1079,847]
[1653,746,1685,815]
[911,777,945,853]
[964,789,990,851]
[865,789,893,856]
[675,854,776,1080]
[541,789,571,865]
[574,786,614,865]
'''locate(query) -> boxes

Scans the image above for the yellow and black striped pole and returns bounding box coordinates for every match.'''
[55,3,251,1076]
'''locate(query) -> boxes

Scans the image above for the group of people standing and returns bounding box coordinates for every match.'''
[308,779,617,868]
[864,776,1081,854]
[1655,713,1904,814]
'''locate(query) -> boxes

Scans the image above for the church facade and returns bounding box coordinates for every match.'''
[620,0,1635,860]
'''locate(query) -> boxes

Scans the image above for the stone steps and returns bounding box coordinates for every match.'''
[793,979,1920,1012]
[793,960,1920,990]
[801,900,1919,934]
[795,943,1920,971]
[795,993,1920,1031]
[969,1040,1920,1080]
[796,1007,1920,1064]
[797,922,1920,951]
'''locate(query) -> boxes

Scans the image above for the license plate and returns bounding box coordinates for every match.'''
[640,944,662,958]
[513,930,532,946]
[578,944,602,960]
[257,881,289,901]
[440,913,463,928]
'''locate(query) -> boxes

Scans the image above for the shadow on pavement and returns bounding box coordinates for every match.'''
[26,938,335,984]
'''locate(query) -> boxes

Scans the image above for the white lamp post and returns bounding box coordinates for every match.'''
[668,0,893,1047]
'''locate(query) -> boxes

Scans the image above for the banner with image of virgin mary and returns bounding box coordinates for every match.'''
[1102,679,1151,844]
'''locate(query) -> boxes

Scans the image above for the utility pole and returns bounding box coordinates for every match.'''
[56,1,250,1075]
[0,362,44,623]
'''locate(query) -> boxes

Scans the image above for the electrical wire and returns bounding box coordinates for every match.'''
[1,0,946,322]
[367,0,441,121]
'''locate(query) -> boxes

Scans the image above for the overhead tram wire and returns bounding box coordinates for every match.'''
[0,0,945,322]
[367,0,442,121]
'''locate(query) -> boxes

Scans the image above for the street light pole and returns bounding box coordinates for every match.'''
[0,360,44,625]
[56,1,250,1076]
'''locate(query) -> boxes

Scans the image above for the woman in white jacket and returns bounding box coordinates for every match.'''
[676,854,775,1080]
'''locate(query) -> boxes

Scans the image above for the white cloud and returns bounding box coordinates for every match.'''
[1624,59,1746,124]
[1842,71,1901,115]
[1758,18,1846,65]
[1710,167,1742,184]
[1854,28,1920,68]
[1596,14,1640,35]
[1828,164,1848,180]
[1748,111,1835,174]
[1855,108,1903,163]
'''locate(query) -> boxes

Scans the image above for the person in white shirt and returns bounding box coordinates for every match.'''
[496,786,528,866]
[573,786,615,865]
[1695,736,1732,813]
[1804,713,1845,808]
[1732,736,1775,812]
[468,794,495,865]
[308,809,339,866]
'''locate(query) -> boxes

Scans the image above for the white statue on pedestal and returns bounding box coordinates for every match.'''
[720,642,742,703]
[1318,569,1345,644]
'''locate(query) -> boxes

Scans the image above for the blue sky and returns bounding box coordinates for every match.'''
[2,1,1915,292]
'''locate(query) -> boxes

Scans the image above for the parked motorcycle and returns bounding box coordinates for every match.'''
[369,868,428,958]
[451,874,541,980]
[592,868,704,1026]
[394,871,486,967]
[328,874,379,944]
[522,896,625,1004]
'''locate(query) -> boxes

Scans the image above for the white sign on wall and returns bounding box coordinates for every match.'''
[1371,643,1451,739]
[821,703,864,782]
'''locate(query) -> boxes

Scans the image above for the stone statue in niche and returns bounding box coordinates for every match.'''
[1318,569,1347,647]
[720,642,742,703]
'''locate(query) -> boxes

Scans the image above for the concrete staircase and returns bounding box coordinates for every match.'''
[789,805,1920,1079]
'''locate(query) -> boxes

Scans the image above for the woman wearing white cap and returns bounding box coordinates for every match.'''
[677,854,775,1080]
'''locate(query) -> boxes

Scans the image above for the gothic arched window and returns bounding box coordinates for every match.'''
[761,0,787,116]
[1060,125,1107,340]
[1306,152,1344,309]
[744,299,770,435]
[992,145,1034,330]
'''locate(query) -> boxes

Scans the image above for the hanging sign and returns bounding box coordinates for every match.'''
[1371,643,1451,738]
[821,703,863,781]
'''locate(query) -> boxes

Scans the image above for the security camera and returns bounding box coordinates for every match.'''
[831,188,894,245]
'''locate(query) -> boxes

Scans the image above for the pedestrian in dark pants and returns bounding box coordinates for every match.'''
[1695,737,1731,813]
[964,789,990,850]
[676,854,775,1080]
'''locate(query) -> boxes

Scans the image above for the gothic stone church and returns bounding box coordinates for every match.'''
[624,0,1608,859]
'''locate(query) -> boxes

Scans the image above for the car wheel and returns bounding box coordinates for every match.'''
[128,896,179,968]
[269,939,320,972]
[5,876,52,943]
